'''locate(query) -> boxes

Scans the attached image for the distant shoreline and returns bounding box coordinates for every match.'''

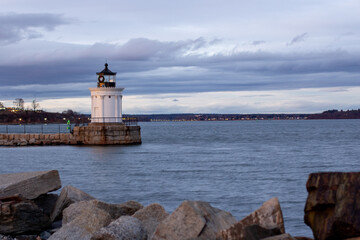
[125,109,360,121]
[0,108,359,124]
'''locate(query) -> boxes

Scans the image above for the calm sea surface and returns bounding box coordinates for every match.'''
[1,120,359,237]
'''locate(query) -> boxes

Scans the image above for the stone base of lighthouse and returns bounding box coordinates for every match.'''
[72,123,141,145]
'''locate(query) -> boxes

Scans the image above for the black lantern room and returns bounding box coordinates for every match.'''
[96,63,117,88]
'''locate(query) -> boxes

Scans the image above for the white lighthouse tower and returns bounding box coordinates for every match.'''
[89,63,124,123]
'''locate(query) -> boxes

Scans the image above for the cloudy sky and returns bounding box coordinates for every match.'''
[0,0,359,114]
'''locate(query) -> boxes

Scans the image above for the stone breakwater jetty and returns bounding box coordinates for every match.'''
[1,171,360,240]
[0,123,141,146]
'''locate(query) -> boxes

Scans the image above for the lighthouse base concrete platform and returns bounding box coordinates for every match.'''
[0,123,141,146]
[73,123,141,145]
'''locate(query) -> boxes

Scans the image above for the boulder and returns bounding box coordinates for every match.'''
[262,233,296,240]
[63,200,143,224]
[242,225,283,240]
[217,197,285,240]
[132,203,169,238]
[152,200,237,240]
[33,194,58,217]
[0,195,51,235]
[62,200,102,225]
[91,216,147,240]
[50,185,95,221]
[48,205,111,240]
[0,170,61,200]
[91,200,143,220]
[304,172,360,240]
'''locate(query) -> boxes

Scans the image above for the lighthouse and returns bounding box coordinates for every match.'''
[89,63,124,123]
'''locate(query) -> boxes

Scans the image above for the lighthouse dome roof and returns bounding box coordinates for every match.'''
[96,63,116,75]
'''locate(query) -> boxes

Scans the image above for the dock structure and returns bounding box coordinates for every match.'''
[0,124,141,146]
[0,63,141,146]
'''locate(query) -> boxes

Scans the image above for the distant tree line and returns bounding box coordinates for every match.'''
[0,109,90,124]
[307,109,360,119]
[125,109,360,121]
[0,98,89,124]
[1,98,41,112]
[124,113,311,121]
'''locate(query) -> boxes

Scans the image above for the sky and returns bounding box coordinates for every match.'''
[0,0,359,114]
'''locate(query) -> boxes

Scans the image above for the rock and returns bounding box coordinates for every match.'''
[0,170,61,200]
[33,194,58,217]
[50,185,95,221]
[9,235,39,240]
[29,138,36,144]
[242,225,282,240]
[304,172,360,240]
[91,200,143,220]
[63,200,143,224]
[48,206,111,240]
[19,139,27,146]
[0,234,14,240]
[49,227,61,234]
[294,237,313,240]
[132,203,169,238]
[51,220,62,229]
[262,233,296,240]
[91,216,147,240]
[40,231,52,240]
[62,200,102,225]
[152,200,237,240]
[0,195,51,235]
[217,197,285,240]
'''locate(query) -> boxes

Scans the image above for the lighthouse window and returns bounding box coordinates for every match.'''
[109,96,111,98]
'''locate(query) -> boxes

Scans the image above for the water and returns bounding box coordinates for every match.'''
[1,120,359,237]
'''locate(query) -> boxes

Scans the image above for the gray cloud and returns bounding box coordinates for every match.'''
[0,13,71,43]
[112,37,208,61]
[252,41,265,45]
[287,32,308,46]
[0,38,360,100]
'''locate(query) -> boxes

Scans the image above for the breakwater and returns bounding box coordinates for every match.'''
[0,123,141,146]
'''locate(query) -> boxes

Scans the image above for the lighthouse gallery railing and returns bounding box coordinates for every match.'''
[90,117,138,125]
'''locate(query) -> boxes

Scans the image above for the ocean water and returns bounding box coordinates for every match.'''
[1,120,359,237]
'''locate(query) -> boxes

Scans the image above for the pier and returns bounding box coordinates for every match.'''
[0,123,141,146]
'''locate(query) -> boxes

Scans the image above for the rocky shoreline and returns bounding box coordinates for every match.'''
[0,170,359,240]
